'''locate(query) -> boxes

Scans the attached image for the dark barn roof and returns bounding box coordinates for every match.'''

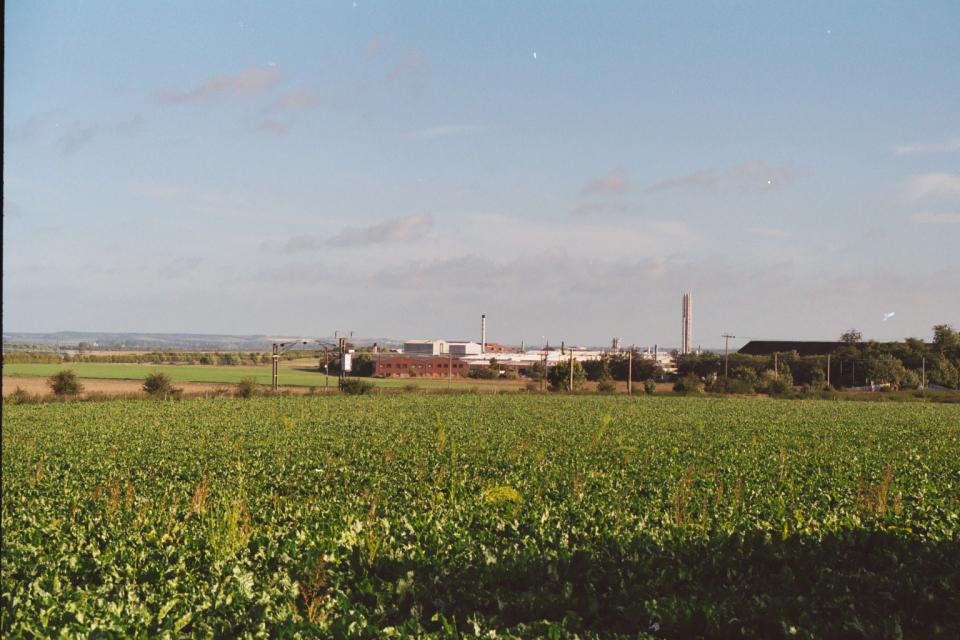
[738,341,845,356]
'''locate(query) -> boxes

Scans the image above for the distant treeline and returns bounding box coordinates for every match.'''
[2,350,325,366]
[677,324,960,391]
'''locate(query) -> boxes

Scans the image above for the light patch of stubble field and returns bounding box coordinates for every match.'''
[2,362,526,392]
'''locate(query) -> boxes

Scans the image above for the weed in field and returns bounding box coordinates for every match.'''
[203,487,252,562]
[857,466,901,518]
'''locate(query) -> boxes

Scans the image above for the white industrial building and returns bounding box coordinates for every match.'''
[448,341,483,356]
[460,347,676,373]
[459,349,605,369]
[402,339,448,356]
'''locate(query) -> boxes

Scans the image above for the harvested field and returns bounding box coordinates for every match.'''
[1,376,318,398]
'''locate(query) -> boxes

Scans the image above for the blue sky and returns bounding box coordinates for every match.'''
[4,1,959,348]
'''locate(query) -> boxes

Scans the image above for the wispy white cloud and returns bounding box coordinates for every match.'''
[282,212,434,251]
[59,115,143,155]
[646,169,716,193]
[438,212,694,261]
[404,124,484,140]
[128,181,263,222]
[581,168,629,195]
[368,252,672,295]
[904,173,960,202]
[330,212,433,247]
[256,120,291,136]
[727,161,794,189]
[571,203,600,216]
[894,136,960,155]
[255,88,340,135]
[647,161,795,193]
[385,50,428,84]
[158,66,283,104]
[747,226,789,238]
[4,110,67,144]
[913,211,960,224]
[571,202,644,216]
[270,88,331,112]
[366,37,383,60]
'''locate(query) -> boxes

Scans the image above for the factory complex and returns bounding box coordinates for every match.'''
[368,308,684,379]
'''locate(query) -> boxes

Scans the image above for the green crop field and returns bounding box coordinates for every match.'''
[3,396,959,638]
[2,363,479,389]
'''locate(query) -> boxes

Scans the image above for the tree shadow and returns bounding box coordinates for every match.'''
[335,530,960,638]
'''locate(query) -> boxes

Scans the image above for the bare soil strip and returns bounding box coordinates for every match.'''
[1,376,317,398]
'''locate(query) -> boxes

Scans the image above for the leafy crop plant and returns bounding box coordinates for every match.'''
[3,396,959,637]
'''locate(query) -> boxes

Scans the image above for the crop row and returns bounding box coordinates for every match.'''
[3,396,959,637]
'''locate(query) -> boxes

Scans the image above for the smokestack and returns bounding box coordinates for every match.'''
[481,314,486,353]
[681,293,693,355]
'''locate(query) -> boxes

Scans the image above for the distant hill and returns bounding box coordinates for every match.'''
[2,332,401,351]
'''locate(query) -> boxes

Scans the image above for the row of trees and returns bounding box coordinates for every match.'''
[468,356,661,393]
[3,350,312,366]
[678,324,960,391]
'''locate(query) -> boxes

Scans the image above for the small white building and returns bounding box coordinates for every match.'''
[638,347,677,373]
[403,339,448,356]
[448,341,483,356]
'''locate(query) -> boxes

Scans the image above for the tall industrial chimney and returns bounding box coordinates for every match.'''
[681,293,693,355]
[481,314,487,353]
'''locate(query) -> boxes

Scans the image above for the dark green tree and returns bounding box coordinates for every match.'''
[548,359,586,391]
[48,370,83,397]
[235,377,259,398]
[933,324,959,358]
[840,329,863,344]
[864,354,910,389]
[143,372,181,398]
[729,366,759,390]
[672,375,703,394]
[351,353,376,377]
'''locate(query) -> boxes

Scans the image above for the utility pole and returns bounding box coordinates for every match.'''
[540,337,548,392]
[324,348,329,393]
[541,351,547,392]
[721,334,735,378]
[826,354,831,387]
[774,352,779,379]
[338,337,347,391]
[627,347,633,395]
[922,356,926,390]
[272,343,279,392]
[569,349,574,392]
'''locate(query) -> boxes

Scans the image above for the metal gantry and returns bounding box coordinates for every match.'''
[271,338,344,393]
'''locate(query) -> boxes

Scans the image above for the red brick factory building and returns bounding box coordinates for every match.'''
[373,355,469,377]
